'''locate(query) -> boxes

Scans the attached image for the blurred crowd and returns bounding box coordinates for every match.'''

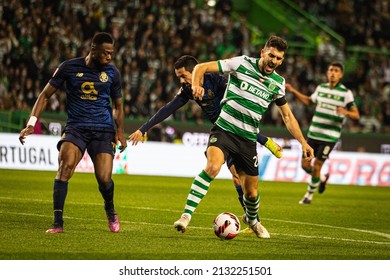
[0,0,389,134]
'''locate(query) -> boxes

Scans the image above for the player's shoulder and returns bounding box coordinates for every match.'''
[106,62,121,75]
[57,57,84,70]
[268,70,285,84]
[220,55,250,64]
[62,57,84,66]
[336,83,350,92]
[205,72,226,83]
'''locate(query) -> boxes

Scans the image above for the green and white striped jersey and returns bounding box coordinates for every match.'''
[216,55,285,142]
[308,83,355,143]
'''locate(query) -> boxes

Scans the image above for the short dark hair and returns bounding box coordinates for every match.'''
[174,55,199,73]
[91,32,114,48]
[264,35,288,52]
[329,61,344,72]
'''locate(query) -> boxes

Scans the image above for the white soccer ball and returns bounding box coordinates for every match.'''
[213,212,240,240]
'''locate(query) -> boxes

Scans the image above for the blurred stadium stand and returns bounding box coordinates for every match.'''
[0,0,389,152]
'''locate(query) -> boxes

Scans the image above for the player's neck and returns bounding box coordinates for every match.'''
[85,54,94,68]
[329,81,339,89]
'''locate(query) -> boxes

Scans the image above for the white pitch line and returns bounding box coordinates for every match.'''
[265,218,390,239]
[1,210,389,246]
[1,196,390,242]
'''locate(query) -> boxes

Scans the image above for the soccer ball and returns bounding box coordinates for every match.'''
[213,212,240,240]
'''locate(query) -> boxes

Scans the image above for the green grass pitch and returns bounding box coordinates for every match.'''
[0,169,389,260]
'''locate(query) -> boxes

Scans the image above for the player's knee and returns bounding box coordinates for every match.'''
[57,161,76,180]
[97,177,112,188]
[205,163,222,178]
[313,159,324,170]
[244,191,258,200]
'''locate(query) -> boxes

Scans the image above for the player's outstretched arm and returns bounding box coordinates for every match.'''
[285,83,311,105]
[128,94,188,146]
[19,83,57,145]
[277,103,314,162]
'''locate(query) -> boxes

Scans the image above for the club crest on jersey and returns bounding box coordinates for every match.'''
[100,72,108,82]
[268,82,276,91]
[210,136,218,143]
[207,89,215,98]
[76,73,84,77]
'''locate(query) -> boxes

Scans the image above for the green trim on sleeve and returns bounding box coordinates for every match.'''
[217,60,223,73]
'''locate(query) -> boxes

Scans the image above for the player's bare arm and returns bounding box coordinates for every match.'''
[285,83,311,105]
[336,106,360,120]
[19,83,57,145]
[113,97,127,153]
[277,103,314,161]
[192,61,219,100]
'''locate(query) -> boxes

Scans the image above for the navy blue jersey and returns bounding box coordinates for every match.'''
[49,57,122,130]
[139,73,227,133]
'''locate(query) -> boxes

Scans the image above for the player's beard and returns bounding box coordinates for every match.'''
[93,57,108,70]
[264,61,276,74]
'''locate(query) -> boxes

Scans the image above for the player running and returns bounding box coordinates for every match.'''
[128,55,283,233]
[286,62,360,204]
[173,36,313,238]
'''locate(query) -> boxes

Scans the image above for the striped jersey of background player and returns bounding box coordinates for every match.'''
[286,61,360,204]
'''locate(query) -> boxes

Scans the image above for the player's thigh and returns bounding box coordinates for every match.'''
[93,153,114,185]
[204,146,225,177]
[57,141,83,180]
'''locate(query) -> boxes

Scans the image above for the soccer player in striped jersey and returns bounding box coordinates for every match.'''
[173,36,314,238]
[286,62,360,204]
[19,32,127,233]
[128,55,282,228]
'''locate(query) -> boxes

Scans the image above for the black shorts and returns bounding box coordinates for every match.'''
[306,138,336,162]
[208,125,258,176]
[57,125,116,159]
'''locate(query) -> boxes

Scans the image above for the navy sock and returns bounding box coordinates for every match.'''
[235,185,245,211]
[53,179,68,227]
[99,180,114,211]
[256,134,268,145]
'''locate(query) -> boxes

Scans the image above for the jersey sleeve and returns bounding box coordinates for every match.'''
[139,93,189,133]
[310,85,320,103]
[274,78,286,100]
[48,61,67,89]
[110,66,122,100]
[345,89,355,104]
[217,56,244,74]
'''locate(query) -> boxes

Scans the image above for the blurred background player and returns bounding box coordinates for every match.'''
[286,61,360,204]
[173,36,313,238]
[19,32,127,233]
[128,55,283,232]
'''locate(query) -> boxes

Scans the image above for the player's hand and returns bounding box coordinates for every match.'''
[302,142,314,162]
[128,130,147,146]
[192,85,204,100]
[19,126,35,145]
[336,107,348,116]
[116,131,127,153]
